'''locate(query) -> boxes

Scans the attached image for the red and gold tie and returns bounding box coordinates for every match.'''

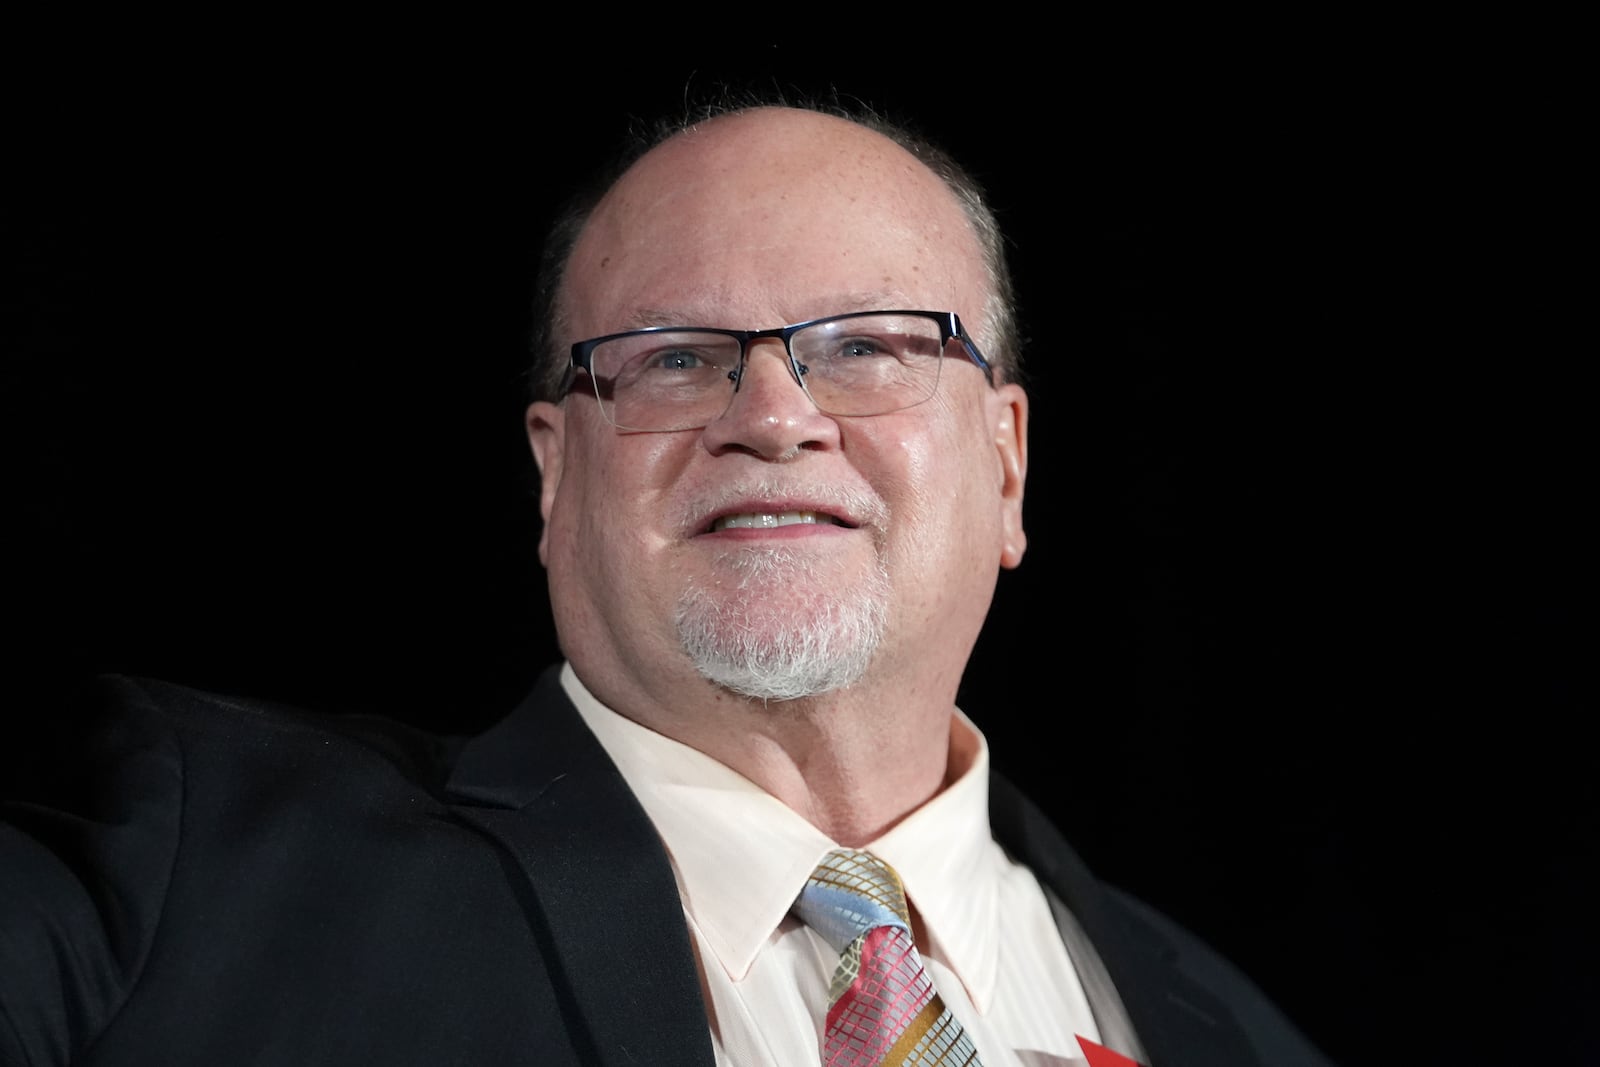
[792,849,982,1067]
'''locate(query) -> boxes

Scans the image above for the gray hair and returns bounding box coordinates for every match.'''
[525,89,1023,403]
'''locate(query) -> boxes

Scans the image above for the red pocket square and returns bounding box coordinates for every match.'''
[1076,1034,1146,1067]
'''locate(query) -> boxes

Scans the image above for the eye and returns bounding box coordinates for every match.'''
[648,348,706,371]
[630,343,734,376]
[835,336,889,358]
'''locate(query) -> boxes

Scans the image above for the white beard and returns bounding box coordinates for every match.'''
[675,545,890,701]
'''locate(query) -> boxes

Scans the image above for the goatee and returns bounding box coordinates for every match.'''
[676,546,889,701]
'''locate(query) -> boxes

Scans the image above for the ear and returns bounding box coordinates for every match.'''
[990,383,1028,569]
[525,401,566,567]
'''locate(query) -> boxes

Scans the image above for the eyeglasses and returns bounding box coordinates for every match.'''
[566,310,994,432]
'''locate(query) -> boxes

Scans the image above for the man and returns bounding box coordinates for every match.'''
[1,101,1337,1065]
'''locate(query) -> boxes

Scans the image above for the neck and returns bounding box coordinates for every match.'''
[586,666,963,845]
[709,692,960,846]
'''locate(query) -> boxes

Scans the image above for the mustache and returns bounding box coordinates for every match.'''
[678,478,890,534]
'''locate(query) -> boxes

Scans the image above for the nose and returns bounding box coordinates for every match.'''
[699,337,841,459]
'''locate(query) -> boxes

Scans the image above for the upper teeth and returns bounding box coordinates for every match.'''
[713,511,831,531]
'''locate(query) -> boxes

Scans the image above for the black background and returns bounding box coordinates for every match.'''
[5,37,1592,1066]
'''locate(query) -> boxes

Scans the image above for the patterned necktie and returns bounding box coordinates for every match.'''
[792,848,983,1067]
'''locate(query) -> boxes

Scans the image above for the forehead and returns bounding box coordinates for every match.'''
[561,108,989,336]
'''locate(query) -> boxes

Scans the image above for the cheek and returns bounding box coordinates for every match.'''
[874,418,982,562]
[547,430,682,578]
[558,419,690,521]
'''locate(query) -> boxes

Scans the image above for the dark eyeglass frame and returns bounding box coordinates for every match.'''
[564,309,994,430]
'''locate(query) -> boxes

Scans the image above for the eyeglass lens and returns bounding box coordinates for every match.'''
[589,312,948,431]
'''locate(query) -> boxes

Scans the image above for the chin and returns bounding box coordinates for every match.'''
[674,546,890,702]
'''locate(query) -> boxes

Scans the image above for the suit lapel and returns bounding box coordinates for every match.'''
[442,670,1265,1066]
[989,773,1264,1067]
[446,668,714,1067]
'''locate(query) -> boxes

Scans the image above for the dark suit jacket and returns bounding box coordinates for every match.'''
[1,670,1336,1066]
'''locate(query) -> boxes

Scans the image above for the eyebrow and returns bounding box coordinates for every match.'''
[623,291,912,331]
[626,308,700,330]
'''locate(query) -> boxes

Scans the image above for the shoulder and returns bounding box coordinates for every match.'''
[3,673,473,948]
[3,673,472,912]
[987,772,1339,1066]
[60,673,461,794]
[1,669,631,1065]
[1101,887,1340,1066]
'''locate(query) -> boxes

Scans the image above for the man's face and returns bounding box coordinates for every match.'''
[528,108,1027,713]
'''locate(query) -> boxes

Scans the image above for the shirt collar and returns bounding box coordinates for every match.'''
[559,663,1002,1010]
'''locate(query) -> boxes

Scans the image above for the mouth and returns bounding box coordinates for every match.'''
[687,481,883,538]
[708,510,852,533]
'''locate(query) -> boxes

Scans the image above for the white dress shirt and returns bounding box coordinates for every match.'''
[561,664,1144,1067]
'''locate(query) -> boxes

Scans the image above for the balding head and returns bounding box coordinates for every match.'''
[528,102,1019,402]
